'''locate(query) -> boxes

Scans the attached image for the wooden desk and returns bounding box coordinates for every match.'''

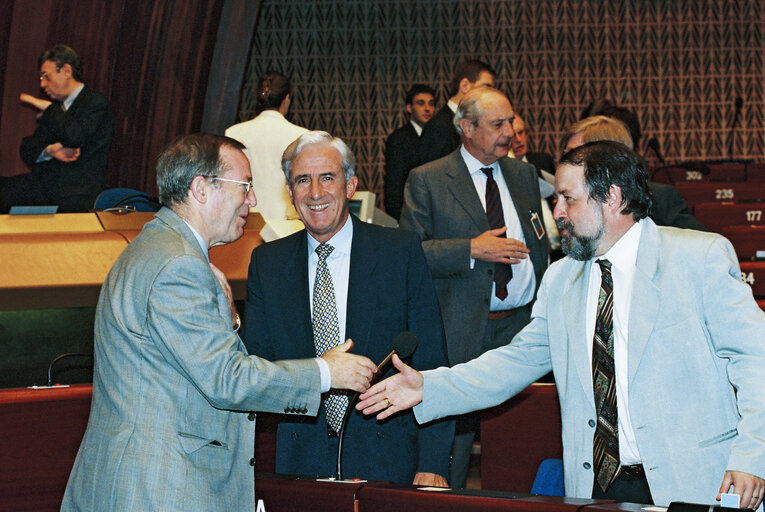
[357,484,608,512]
[255,473,368,512]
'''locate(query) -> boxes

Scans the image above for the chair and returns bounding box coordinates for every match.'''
[530,458,564,496]
[93,187,160,212]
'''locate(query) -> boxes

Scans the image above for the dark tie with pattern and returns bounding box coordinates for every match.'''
[312,243,347,432]
[481,167,513,300]
[592,259,619,492]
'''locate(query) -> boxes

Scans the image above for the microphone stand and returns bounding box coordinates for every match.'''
[335,390,360,480]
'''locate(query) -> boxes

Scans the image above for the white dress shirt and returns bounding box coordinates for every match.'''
[461,146,537,310]
[585,219,644,465]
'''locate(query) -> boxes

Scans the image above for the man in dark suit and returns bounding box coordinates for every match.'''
[245,131,453,486]
[1,45,113,213]
[384,84,435,220]
[400,87,549,487]
[418,60,496,165]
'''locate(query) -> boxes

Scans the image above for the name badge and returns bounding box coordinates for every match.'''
[529,210,546,240]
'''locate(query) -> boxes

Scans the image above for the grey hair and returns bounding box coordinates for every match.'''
[157,133,245,206]
[282,130,356,183]
[453,86,498,137]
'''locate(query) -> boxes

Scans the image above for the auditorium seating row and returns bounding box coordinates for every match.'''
[652,161,765,184]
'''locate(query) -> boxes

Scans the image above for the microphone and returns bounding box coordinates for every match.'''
[335,331,419,480]
[646,137,665,165]
[374,331,418,376]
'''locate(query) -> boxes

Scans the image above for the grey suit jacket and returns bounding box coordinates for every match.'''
[62,208,321,511]
[416,219,765,505]
[400,150,549,365]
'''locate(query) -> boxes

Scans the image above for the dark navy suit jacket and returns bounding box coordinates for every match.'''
[244,214,453,483]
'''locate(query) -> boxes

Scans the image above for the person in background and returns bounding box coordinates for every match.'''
[384,84,436,220]
[2,44,113,213]
[400,87,549,487]
[226,70,308,220]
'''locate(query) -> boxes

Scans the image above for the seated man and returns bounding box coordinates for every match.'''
[2,45,113,213]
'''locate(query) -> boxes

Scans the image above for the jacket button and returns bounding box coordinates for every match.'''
[284,407,291,413]
[248,413,256,421]
[377,431,385,439]
[488,269,493,275]
[249,458,256,466]
[300,407,307,414]
[583,462,591,470]
[291,433,299,440]
[588,419,595,427]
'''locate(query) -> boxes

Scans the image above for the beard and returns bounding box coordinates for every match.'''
[556,218,605,261]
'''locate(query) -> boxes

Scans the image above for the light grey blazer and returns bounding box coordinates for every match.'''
[400,150,549,365]
[415,219,765,505]
[62,208,321,511]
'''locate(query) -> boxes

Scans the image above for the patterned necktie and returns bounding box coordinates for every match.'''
[312,243,348,432]
[592,259,619,492]
[481,167,513,300]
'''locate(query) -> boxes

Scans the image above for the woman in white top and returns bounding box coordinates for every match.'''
[225,71,308,220]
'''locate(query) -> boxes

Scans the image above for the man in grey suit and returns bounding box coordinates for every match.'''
[360,141,765,507]
[62,134,376,511]
[400,86,549,487]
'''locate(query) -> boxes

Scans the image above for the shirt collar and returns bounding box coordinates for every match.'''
[461,146,498,176]
[63,83,84,111]
[596,219,643,273]
[307,213,354,255]
[182,219,210,261]
[410,119,423,136]
[447,100,458,113]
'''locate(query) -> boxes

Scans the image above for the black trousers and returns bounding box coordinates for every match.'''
[592,469,654,504]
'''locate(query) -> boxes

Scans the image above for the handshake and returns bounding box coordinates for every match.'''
[322,333,424,416]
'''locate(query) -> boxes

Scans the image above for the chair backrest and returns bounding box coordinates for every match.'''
[93,187,160,212]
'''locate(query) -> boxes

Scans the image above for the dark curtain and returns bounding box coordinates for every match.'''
[0,0,227,197]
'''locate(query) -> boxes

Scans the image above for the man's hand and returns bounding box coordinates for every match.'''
[321,340,377,393]
[717,470,765,510]
[209,263,238,326]
[356,354,423,420]
[46,143,80,162]
[20,93,52,111]
[413,472,448,487]
[470,227,530,264]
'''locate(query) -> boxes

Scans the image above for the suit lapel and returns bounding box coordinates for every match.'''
[445,152,490,231]
[345,216,378,354]
[562,260,595,401]
[289,232,315,354]
[627,221,661,385]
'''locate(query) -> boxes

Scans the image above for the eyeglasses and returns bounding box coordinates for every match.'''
[39,67,61,82]
[210,176,253,194]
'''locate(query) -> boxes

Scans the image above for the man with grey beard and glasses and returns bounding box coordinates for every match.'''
[357,141,765,509]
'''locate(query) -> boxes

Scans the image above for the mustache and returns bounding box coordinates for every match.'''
[556,218,573,233]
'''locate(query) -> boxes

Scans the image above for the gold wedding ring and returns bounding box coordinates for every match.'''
[384,398,391,408]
